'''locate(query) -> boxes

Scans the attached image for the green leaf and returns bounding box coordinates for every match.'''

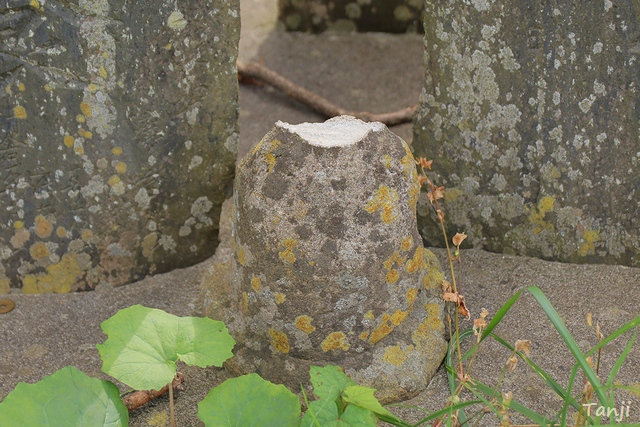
[0,366,128,427]
[342,386,395,419]
[198,373,301,427]
[96,304,235,391]
[309,364,356,402]
[300,400,377,427]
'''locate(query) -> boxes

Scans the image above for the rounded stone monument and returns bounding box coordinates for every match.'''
[202,116,447,402]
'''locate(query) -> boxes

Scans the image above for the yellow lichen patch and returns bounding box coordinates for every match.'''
[146,411,168,427]
[0,277,9,294]
[382,313,391,321]
[360,331,369,341]
[14,221,23,229]
[364,310,374,320]
[22,253,83,293]
[412,307,445,348]
[383,345,409,366]
[34,215,53,238]
[278,238,297,264]
[401,235,413,252]
[251,275,261,293]
[76,114,85,123]
[81,229,93,241]
[274,292,286,304]
[529,196,556,234]
[112,146,123,156]
[18,82,25,91]
[444,188,463,203]
[268,328,290,353]
[382,154,392,168]
[406,288,418,307]
[400,144,417,179]
[10,227,30,248]
[383,251,405,270]
[74,141,84,155]
[270,139,282,149]
[422,251,445,290]
[88,84,99,92]
[237,246,246,266]
[369,321,393,344]
[390,309,409,326]
[56,227,67,238]
[80,102,92,117]
[264,153,276,173]
[365,185,399,224]
[29,242,50,260]
[114,162,127,174]
[295,315,316,334]
[321,332,350,352]
[241,292,249,312]
[578,230,601,256]
[99,66,107,79]
[386,269,399,285]
[142,232,157,259]
[108,175,121,187]
[63,135,74,147]
[14,106,27,119]
[405,247,425,274]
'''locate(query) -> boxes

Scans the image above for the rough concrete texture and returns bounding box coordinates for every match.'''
[278,0,424,33]
[0,0,240,293]
[413,1,640,267]
[202,116,447,403]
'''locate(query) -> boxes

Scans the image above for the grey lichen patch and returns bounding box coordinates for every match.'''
[203,117,447,402]
[414,1,640,266]
[0,0,240,292]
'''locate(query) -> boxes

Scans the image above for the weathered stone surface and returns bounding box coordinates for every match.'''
[202,116,447,402]
[278,0,424,33]
[413,1,640,266]
[0,0,240,293]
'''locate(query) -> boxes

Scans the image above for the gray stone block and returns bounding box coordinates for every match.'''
[0,0,240,293]
[413,1,640,266]
[202,116,447,402]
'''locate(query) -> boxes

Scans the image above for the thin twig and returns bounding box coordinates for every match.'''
[237,59,416,126]
[122,372,185,412]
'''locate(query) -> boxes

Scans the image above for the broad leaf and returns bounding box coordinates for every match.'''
[309,364,356,402]
[342,386,396,419]
[301,399,377,427]
[97,304,235,390]
[198,373,300,427]
[0,366,128,427]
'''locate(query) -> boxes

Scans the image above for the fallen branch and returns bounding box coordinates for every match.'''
[122,372,185,412]
[237,59,416,126]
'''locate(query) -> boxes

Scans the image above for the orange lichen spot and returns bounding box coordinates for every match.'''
[406,288,418,307]
[81,229,93,241]
[80,102,92,117]
[241,292,249,313]
[405,247,425,274]
[390,309,409,326]
[29,242,50,260]
[112,146,123,156]
[268,328,290,353]
[274,292,286,304]
[383,345,409,366]
[115,162,127,174]
[360,331,369,341]
[34,215,53,238]
[383,251,405,270]
[295,315,316,334]
[108,175,121,187]
[386,269,399,285]
[76,114,85,123]
[365,185,399,224]
[237,246,246,266]
[14,221,23,229]
[278,238,297,264]
[22,253,83,294]
[56,227,67,238]
[321,332,350,352]
[251,275,261,293]
[413,309,445,348]
[264,153,276,173]
[63,135,75,147]
[99,66,107,78]
[382,313,391,322]
[369,321,393,344]
[364,310,374,320]
[401,235,413,252]
[14,106,27,119]
[18,82,25,91]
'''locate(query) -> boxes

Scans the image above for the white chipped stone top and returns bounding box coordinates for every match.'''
[277,116,385,148]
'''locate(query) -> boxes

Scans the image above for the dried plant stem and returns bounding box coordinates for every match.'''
[169,381,176,427]
[122,372,185,412]
[236,60,417,126]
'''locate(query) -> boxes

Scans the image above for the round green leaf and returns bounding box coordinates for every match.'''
[96,304,235,391]
[301,399,376,427]
[309,364,356,402]
[0,366,128,427]
[198,373,301,427]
